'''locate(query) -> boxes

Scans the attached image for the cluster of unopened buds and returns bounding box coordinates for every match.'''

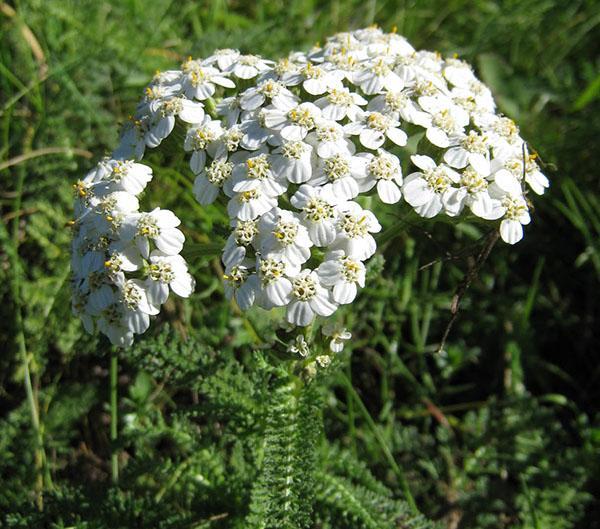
[72,26,548,349]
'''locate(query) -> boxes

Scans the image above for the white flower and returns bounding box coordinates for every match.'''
[270,140,314,183]
[332,201,381,260]
[204,48,241,71]
[344,111,407,150]
[259,208,313,266]
[184,116,225,173]
[90,159,153,196]
[226,54,273,79]
[121,208,185,258]
[291,184,339,246]
[227,187,277,221]
[354,58,403,94]
[287,334,310,357]
[193,157,234,205]
[240,79,298,111]
[317,250,366,304]
[180,59,236,100]
[308,153,367,200]
[256,256,297,308]
[305,119,353,159]
[216,96,242,127]
[222,219,259,267]
[444,165,498,219]
[368,89,430,126]
[492,146,549,196]
[144,251,195,306]
[314,87,367,121]
[147,97,205,147]
[230,152,288,196]
[281,62,344,95]
[443,130,490,173]
[223,264,259,310]
[418,95,469,148]
[322,323,352,353]
[286,269,337,326]
[263,101,321,141]
[360,149,403,204]
[239,110,276,150]
[496,194,531,244]
[403,155,460,218]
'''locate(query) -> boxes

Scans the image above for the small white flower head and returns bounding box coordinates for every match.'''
[227,186,278,221]
[496,194,531,245]
[180,58,236,100]
[354,57,403,94]
[419,95,469,148]
[259,208,313,267]
[332,202,381,260]
[314,87,367,121]
[194,157,234,205]
[322,322,352,353]
[231,152,288,197]
[305,119,354,159]
[91,159,153,196]
[315,354,332,368]
[223,264,259,310]
[290,185,340,246]
[403,155,460,218]
[147,96,206,148]
[144,251,195,306]
[444,164,497,219]
[270,140,314,184]
[361,149,403,204]
[123,208,185,258]
[263,101,321,141]
[345,110,407,150]
[317,250,366,304]
[226,54,274,79]
[286,269,337,326]
[222,219,259,267]
[287,334,310,357]
[240,78,298,111]
[308,153,367,200]
[185,116,225,173]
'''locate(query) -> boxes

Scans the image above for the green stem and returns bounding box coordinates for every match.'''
[9,138,47,509]
[339,373,419,514]
[110,350,119,484]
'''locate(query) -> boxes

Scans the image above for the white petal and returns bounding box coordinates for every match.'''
[403,177,434,207]
[386,127,407,146]
[333,282,357,304]
[377,180,402,204]
[287,300,314,326]
[500,219,523,244]
[156,228,185,255]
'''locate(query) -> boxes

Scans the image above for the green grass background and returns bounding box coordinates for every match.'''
[1,0,599,527]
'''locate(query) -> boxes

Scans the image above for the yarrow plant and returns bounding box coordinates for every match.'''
[71,26,548,352]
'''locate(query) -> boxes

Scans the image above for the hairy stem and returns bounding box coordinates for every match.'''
[110,350,119,484]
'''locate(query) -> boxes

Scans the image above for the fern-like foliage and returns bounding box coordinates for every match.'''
[315,446,440,529]
[246,373,321,529]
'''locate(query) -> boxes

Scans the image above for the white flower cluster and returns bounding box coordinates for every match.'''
[74,26,549,340]
[71,159,195,346]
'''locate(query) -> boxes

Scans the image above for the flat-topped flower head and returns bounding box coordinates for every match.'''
[74,26,549,342]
